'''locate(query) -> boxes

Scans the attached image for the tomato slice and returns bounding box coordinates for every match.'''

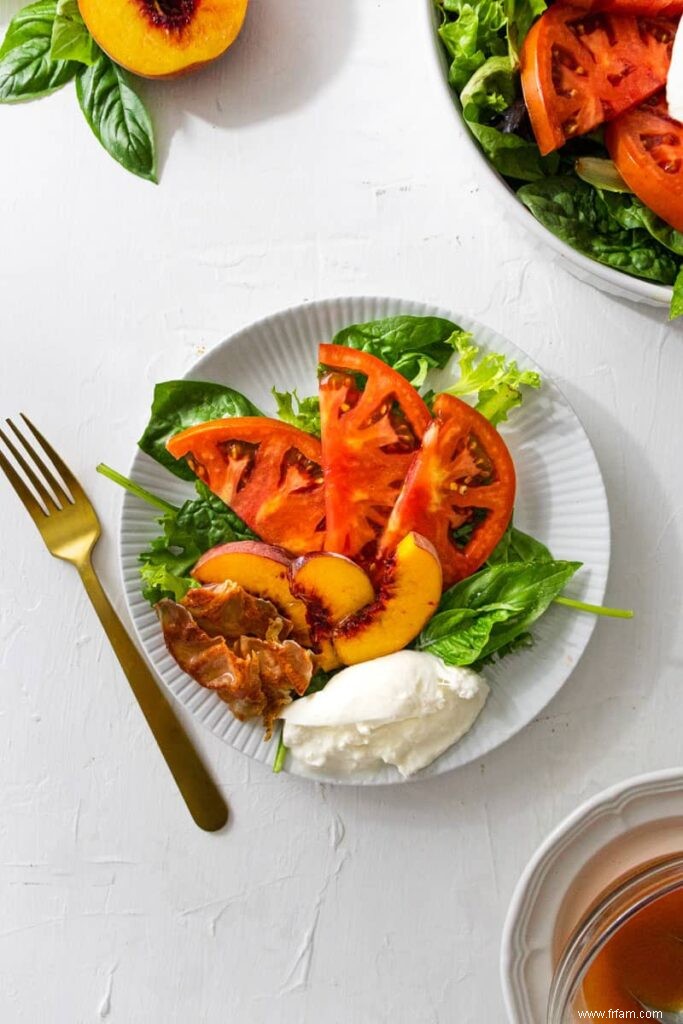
[378,394,515,588]
[166,418,326,554]
[578,0,683,14]
[520,4,675,155]
[606,91,683,232]
[318,344,432,564]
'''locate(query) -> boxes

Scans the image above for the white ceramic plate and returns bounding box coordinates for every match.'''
[501,767,683,1024]
[424,0,673,310]
[119,295,610,784]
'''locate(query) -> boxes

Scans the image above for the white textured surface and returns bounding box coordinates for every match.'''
[0,0,682,1021]
[121,296,609,783]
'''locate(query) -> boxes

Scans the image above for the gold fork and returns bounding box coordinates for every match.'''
[0,415,228,832]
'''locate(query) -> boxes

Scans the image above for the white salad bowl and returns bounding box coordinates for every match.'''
[119,295,610,785]
[423,0,673,310]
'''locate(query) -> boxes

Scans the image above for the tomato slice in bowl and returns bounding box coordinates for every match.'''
[520,4,675,155]
[577,0,683,14]
[318,343,432,565]
[606,91,683,232]
[166,418,326,554]
[378,394,516,589]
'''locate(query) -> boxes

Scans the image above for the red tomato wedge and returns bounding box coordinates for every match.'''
[520,4,675,155]
[606,91,683,232]
[318,344,432,564]
[575,0,683,14]
[378,394,516,589]
[166,418,326,554]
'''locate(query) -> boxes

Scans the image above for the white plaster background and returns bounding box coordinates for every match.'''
[0,0,681,1021]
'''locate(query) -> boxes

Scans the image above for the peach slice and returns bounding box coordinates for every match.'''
[290,553,376,672]
[78,0,249,80]
[289,553,375,636]
[192,542,310,645]
[332,533,443,666]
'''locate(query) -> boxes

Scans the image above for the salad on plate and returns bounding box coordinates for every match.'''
[101,314,630,779]
[434,0,683,317]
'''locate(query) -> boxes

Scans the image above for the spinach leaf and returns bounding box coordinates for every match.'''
[0,0,77,102]
[467,121,558,182]
[272,387,321,436]
[139,480,258,605]
[601,193,683,257]
[442,331,540,424]
[332,315,468,387]
[517,177,679,285]
[672,268,683,321]
[76,54,157,182]
[138,380,262,481]
[418,559,581,665]
[50,0,98,65]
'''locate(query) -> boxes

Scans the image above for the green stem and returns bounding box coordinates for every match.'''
[273,726,288,774]
[96,463,178,514]
[554,596,633,619]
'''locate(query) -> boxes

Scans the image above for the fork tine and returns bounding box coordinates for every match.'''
[0,428,59,511]
[8,417,73,507]
[19,413,86,504]
[0,446,47,525]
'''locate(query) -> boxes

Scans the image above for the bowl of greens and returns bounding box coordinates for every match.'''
[427,0,682,316]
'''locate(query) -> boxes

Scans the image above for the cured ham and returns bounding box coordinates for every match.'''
[157,586,313,737]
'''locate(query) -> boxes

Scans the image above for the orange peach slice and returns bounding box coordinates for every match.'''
[290,552,376,672]
[332,533,442,666]
[78,0,249,80]
[289,553,375,635]
[192,541,310,645]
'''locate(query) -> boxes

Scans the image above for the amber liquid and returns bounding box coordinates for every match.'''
[582,887,683,1014]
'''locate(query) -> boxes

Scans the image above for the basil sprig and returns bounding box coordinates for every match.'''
[0,0,157,180]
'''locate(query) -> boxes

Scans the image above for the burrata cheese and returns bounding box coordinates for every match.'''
[280,650,489,778]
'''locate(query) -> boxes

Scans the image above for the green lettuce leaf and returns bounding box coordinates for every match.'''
[272,387,321,436]
[441,332,540,424]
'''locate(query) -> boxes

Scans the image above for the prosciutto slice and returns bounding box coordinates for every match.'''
[157,590,313,738]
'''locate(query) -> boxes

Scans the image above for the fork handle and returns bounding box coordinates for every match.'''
[77,557,229,832]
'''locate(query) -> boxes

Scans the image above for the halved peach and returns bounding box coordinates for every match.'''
[78,0,249,80]
[192,541,310,644]
[332,533,442,666]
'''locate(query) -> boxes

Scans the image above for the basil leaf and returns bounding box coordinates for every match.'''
[76,54,157,182]
[487,523,552,565]
[0,0,57,58]
[138,380,263,480]
[0,34,76,102]
[140,480,258,605]
[517,177,679,285]
[418,559,581,665]
[332,315,468,386]
[50,0,98,65]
